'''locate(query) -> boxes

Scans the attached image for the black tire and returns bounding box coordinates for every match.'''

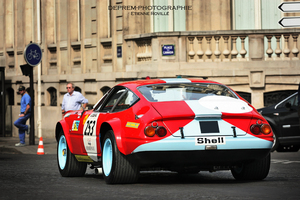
[231,154,270,181]
[57,131,87,177]
[102,130,139,184]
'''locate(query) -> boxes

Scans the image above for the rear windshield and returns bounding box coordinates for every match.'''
[138,83,237,102]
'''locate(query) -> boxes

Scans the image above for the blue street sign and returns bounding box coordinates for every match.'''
[162,44,175,56]
[24,43,42,66]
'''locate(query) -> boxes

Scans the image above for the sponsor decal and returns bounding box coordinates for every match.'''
[72,120,80,131]
[74,155,94,162]
[126,122,140,129]
[195,136,226,145]
[82,114,90,125]
[90,113,98,118]
[86,146,95,151]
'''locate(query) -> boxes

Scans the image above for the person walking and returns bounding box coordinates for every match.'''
[61,83,88,118]
[14,86,31,147]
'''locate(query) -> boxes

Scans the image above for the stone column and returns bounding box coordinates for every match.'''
[251,89,264,109]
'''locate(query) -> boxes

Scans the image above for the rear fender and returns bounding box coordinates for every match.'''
[101,118,126,155]
[55,120,75,154]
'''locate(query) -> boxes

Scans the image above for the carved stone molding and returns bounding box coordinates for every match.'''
[249,70,265,88]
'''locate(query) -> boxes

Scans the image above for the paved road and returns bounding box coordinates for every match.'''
[0,138,299,200]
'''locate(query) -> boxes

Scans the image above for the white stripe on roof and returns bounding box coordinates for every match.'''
[161,78,191,83]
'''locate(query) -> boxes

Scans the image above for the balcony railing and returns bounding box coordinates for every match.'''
[124,29,300,64]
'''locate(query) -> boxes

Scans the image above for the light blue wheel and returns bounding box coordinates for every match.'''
[57,131,87,177]
[102,138,113,176]
[58,135,67,170]
[102,130,139,184]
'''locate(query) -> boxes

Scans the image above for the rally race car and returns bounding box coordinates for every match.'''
[55,78,273,184]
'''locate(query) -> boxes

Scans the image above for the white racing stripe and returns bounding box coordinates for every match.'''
[162,78,191,83]
[198,96,253,114]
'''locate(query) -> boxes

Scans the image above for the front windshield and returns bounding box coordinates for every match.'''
[138,83,237,102]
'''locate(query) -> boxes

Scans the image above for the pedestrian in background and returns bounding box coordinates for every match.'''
[14,86,31,147]
[61,82,88,118]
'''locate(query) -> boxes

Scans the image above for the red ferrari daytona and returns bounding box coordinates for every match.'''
[55,78,273,184]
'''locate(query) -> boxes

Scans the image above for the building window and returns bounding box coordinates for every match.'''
[47,87,57,106]
[6,88,14,105]
[101,86,111,95]
[233,0,281,57]
[236,92,251,104]
[75,87,81,93]
[153,0,186,32]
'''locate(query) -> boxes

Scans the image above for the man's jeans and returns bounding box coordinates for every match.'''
[14,113,31,144]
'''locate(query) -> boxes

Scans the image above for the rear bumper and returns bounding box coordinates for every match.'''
[128,149,271,169]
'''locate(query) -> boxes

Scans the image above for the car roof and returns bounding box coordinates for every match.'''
[117,78,223,89]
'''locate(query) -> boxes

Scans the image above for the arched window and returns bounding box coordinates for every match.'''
[100,86,111,95]
[6,88,14,105]
[74,86,81,93]
[47,87,57,106]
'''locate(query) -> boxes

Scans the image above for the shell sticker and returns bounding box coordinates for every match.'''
[126,122,140,129]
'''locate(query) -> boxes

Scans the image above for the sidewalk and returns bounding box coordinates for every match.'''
[0,136,57,155]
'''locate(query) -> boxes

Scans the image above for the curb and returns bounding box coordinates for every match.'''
[0,136,57,155]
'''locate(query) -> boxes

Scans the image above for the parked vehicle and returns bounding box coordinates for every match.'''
[257,92,300,152]
[56,78,273,184]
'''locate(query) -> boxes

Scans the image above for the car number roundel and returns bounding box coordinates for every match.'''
[83,113,99,157]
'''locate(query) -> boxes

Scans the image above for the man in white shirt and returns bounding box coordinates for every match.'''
[61,83,88,118]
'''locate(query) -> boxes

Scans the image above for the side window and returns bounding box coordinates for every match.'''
[113,90,139,112]
[101,88,127,112]
[291,95,298,106]
[278,95,297,108]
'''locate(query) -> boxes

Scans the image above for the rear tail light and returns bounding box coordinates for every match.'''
[250,121,272,135]
[261,124,271,135]
[250,124,261,134]
[144,126,156,137]
[156,126,167,137]
[144,122,168,137]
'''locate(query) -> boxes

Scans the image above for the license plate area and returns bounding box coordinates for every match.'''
[199,121,219,133]
[195,136,226,145]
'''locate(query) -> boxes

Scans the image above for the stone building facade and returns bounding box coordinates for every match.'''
[0,0,299,138]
